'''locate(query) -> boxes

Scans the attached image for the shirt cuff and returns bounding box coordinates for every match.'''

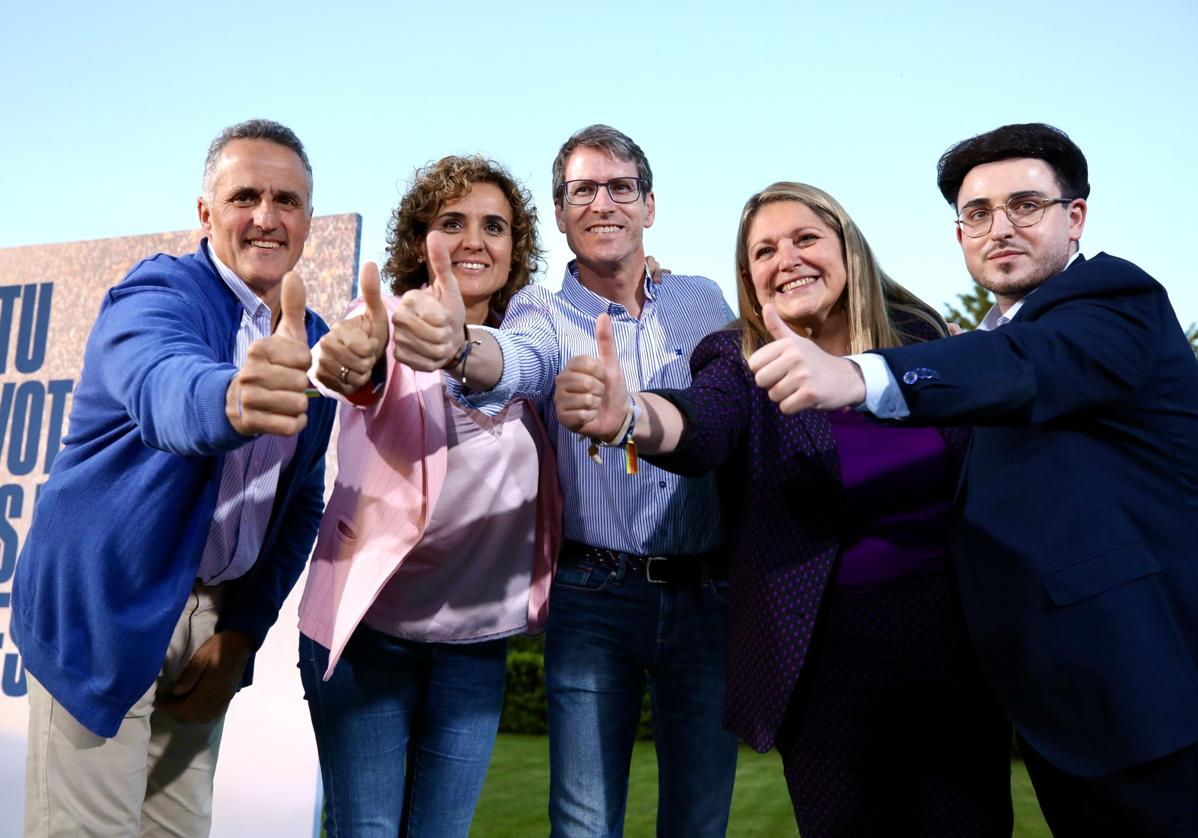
[442,325,512,416]
[847,353,910,419]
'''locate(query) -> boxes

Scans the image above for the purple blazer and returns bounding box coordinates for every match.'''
[647,327,969,752]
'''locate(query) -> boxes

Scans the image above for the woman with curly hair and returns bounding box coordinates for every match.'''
[296,155,561,837]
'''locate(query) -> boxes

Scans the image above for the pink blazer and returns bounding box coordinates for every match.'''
[298,297,562,678]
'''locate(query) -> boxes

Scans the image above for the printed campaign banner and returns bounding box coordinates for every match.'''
[0,214,360,836]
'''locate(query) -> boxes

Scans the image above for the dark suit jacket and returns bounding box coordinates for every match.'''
[876,252,1198,776]
[647,324,968,753]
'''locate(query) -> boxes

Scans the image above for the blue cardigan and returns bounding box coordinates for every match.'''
[11,242,336,738]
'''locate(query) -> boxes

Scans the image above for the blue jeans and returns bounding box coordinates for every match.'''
[545,559,738,837]
[298,627,508,838]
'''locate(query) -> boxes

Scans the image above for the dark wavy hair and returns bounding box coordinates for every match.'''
[384,155,543,324]
[937,123,1090,207]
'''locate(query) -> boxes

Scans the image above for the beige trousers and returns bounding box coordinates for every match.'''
[24,585,227,837]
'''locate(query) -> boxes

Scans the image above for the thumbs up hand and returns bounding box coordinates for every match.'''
[275,269,309,343]
[555,313,630,440]
[226,271,313,437]
[426,230,466,331]
[391,231,468,371]
[316,261,389,394]
[747,304,866,415]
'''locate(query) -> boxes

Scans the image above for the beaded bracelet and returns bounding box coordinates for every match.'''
[444,327,483,385]
[586,395,640,474]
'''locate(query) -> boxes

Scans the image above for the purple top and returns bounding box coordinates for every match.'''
[642,327,970,753]
[826,409,952,589]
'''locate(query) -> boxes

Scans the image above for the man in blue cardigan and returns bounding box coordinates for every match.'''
[12,119,336,836]
[751,123,1198,835]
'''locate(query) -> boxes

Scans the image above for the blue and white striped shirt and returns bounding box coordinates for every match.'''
[197,244,298,584]
[455,262,733,556]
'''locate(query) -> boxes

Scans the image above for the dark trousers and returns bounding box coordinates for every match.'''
[776,570,1013,837]
[1020,736,1198,837]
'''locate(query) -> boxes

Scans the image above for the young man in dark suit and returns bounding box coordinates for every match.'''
[749,122,1198,836]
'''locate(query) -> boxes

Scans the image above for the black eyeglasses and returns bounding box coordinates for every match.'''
[956,195,1073,237]
[560,177,644,206]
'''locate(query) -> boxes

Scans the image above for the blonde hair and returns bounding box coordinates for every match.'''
[733,181,945,359]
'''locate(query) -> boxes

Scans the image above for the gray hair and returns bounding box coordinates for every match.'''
[202,119,313,203]
[551,124,653,204]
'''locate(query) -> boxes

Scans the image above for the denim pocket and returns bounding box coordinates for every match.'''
[705,577,731,606]
[552,562,613,592]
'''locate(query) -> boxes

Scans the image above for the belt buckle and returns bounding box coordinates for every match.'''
[645,555,671,584]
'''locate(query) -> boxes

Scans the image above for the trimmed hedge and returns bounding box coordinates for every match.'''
[501,635,652,738]
[500,650,549,734]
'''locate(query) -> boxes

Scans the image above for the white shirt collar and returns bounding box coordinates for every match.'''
[206,241,272,319]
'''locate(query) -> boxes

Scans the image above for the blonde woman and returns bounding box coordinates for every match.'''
[556,182,1012,836]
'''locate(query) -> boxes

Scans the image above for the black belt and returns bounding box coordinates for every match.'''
[559,540,726,585]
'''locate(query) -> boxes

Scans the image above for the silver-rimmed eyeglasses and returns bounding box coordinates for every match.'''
[561,177,644,206]
[956,195,1073,237]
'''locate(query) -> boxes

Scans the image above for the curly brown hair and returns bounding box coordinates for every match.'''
[384,155,543,324]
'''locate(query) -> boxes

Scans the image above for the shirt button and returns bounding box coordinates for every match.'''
[659,481,666,488]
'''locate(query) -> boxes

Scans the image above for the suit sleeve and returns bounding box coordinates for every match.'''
[642,331,751,476]
[876,268,1166,426]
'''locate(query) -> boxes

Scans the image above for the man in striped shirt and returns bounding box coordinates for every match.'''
[14,119,335,836]
[391,125,738,836]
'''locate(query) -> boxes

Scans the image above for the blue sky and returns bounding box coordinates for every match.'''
[3,0,1196,324]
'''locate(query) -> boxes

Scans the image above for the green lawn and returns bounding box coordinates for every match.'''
[471,735,1051,837]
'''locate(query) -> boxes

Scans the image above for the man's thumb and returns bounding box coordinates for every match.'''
[596,313,618,369]
[762,303,798,342]
[277,271,308,342]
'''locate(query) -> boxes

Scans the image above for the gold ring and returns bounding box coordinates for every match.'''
[338,365,350,384]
